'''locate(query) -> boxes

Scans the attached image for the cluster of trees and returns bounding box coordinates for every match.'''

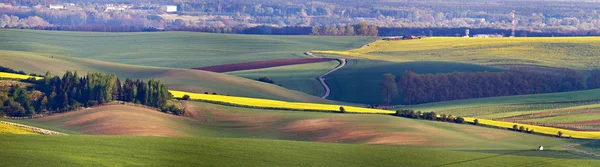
[511,124,536,134]
[395,109,465,124]
[0,70,184,117]
[310,22,377,36]
[397,70,590,104]
[0,14,49,28]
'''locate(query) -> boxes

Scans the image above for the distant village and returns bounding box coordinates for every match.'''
[1,2,178,13]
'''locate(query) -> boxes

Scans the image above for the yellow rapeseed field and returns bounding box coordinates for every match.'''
[463,117,600,139]
[314,37,600,69]
[0,72,43,80]
[0,123,37,135]
[170,90,395,114]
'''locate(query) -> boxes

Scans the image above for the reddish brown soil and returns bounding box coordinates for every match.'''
[33,105,191,136]
[193,58,334,73]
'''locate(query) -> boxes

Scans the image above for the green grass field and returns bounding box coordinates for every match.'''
[229,60,340,97]
[396,88,600,128]
[314,37,600,70]
[0,134,598,167]
[0,29,375,68]
[324,60,503,105]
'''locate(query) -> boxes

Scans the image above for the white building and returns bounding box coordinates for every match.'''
[49,4,64,10]
[163,5,177,12]
[473,34,503,38]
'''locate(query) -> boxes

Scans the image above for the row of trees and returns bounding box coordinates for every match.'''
[0,70,183,117]
[395,109,465,124]
[396,70,591,104]
[310,22,378,36]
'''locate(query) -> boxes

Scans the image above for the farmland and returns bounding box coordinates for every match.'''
[3,29,600,165]
[322,60,504,104]
[229,60,340,97]
[195,58,334,73]
[0,29,375,68]
[0,51,332,103]
[2,135,599,167]
[314,37,600,69]
[8,101,586,149]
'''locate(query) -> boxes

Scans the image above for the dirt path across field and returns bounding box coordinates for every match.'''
[319,58,346,99]
[564,140,600,157]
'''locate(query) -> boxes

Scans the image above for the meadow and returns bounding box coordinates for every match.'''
[1,134,599,167]
[314,37,600,69]
[0,29,375,68]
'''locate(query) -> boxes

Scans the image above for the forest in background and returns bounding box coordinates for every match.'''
[2,0,600,35]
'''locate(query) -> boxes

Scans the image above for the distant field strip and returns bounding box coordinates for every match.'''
[462,118,600,139]
[194,58,334,73]
[0,72,42,80]
[314,37,600,69]
[170,90,393,114]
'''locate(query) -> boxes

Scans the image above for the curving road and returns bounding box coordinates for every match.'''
[319,58,346,99]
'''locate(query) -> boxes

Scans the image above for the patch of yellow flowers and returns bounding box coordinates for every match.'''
[0,123,37,135]
[0,72,43,80]
[463,117,600,139]
[170,90,394,114]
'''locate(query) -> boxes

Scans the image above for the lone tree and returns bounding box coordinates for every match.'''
[339,106,346,113]
[473,119,479,125]
[182,94,191,100]
[378,73,398,105]
[558,131,563,137]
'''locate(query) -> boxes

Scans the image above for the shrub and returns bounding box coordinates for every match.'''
[339,106,346,113]
[519,126,525,132]
[473,119,479,125]
[454,116,464,123]
[182,94,190,100]
[256,77,275,84]
[513,124,519,131]
[558,131,563,137]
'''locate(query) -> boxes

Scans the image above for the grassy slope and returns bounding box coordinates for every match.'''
[0,52,331,103]
[14,101,579,150]
[404,88,600,112]
[314,37,600,70]
[1,135,599,167]
[325,60,503,105]
[228,60,340,97]
[0,29,375,68]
